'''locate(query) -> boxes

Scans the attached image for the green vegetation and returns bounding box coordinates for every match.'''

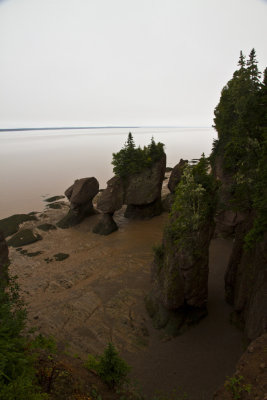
[0,276,47,399]
[166,154,216,250]
[224,375,252,399]
[112,133,165,178]
[211,49,267,248]
[85,342,131,389]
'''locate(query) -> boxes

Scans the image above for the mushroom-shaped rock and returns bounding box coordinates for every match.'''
[97,176,124,214]
[58,177,99,229]
[65,177,99,206]
[168,159,188,193]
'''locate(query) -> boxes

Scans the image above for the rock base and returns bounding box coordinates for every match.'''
[93,214,118,236]
[57,203,96,229]
[124,199,163,219]
[145,293,207,336]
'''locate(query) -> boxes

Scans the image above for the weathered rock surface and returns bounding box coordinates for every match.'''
[57,204,96,229]
[213,154,267,341]
[124,198,163,219]
[168,159,188,193]
[93,214,118,235]
[124,154,166,206]
[58,177,99,228]
[225,220,267,341]
[148,222,213,335]
[97,176,124,214]
[213,333,267,399]
[0,231,9,286]
[65,177,99,206]
[161,193,175,213]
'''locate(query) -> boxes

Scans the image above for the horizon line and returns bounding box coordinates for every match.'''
[0,125,212,132]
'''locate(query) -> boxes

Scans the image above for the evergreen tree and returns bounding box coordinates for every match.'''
[211,49,267,247]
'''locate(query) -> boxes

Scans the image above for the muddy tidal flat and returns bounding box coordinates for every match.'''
[6,185,243,399]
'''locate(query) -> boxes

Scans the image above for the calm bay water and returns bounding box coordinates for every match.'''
[0,127,216,219]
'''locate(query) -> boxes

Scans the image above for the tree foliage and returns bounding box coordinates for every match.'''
[167,155,216,250]
[0,277,47,399]
[85,342,130,389]
[112,133,165,178]
[211,49,267,248]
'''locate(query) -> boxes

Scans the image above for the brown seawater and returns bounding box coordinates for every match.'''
[0,127,215,218]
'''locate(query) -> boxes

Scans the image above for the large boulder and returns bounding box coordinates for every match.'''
[168,159,188,193]
[58,177,99,228]
[97,176,124,214]
[124,154,166,206]
[0,231,9,287]
[65,177,99,206]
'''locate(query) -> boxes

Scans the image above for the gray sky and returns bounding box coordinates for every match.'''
[0,0,266,128]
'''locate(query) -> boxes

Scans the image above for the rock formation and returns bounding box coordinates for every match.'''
[92,214,118,235]
[57,177,99,228]
[147,222,213,335]
[168,158,188,193]
[97,176,124,214]
[224,218,267,341]
[123,153,166,205]
[95,154,166,233]
[213,156,267,341]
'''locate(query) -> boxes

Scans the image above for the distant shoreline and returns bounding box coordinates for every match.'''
[0,126,211,132]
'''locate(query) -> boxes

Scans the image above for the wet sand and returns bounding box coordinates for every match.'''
[8,199,243,399]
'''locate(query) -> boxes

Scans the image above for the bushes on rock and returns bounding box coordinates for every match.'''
[166,155,216,250]
[112,133,164,178]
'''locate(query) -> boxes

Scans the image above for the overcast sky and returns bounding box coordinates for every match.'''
[0,0,266,128]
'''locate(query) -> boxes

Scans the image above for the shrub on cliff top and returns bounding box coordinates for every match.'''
[112,133,164,178]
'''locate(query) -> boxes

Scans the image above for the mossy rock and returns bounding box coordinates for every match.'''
[37,223,57,232]
[19,249,43,257]
[0,214,38,238]
[44,195,65,203]
[47,202,64,209]
[7,229,42,247]
[54,253,69,261]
